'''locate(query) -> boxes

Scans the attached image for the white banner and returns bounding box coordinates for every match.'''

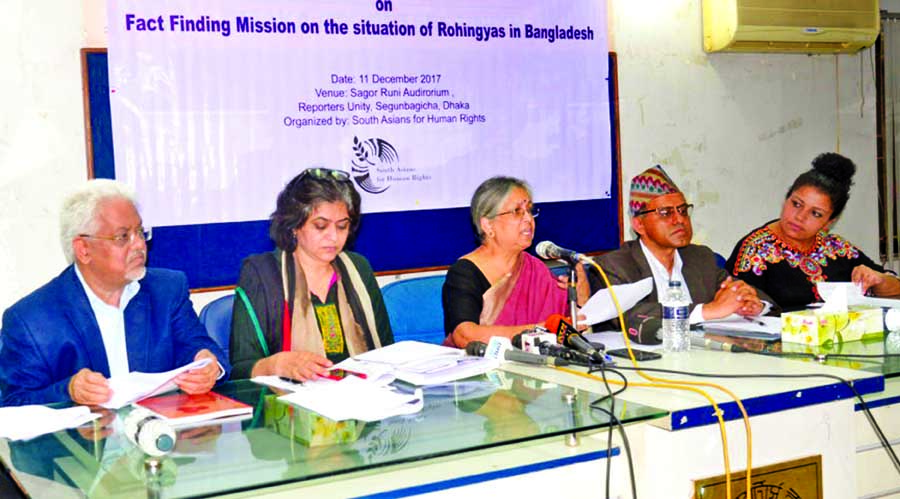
[107,0,610,226]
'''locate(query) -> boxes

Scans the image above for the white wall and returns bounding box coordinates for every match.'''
[0,1,88,311]
[0,1,890,312]
[611,0,878,258]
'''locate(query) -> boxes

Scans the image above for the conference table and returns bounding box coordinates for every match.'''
[0,372,666,498]
[2,333,899,498]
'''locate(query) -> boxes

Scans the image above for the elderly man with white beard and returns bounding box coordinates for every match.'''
[0,179,228,406]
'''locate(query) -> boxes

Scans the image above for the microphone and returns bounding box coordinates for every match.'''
[466,337,570,367]
[631,316,748,352]
[535,241,590,265]
[512,327,556,354]
[545,314,606,363]
[537,342,593,366]
[689,333,747,352]
[631,316,663,345]
[512,329,593,366]
[124,407,176,457]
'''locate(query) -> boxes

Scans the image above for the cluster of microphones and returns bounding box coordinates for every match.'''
[465,314,609,368]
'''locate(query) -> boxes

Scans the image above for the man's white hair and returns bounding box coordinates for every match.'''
[60,179,138,264]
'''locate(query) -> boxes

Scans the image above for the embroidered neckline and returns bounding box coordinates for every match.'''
[765,223,823,256]
[733,223,860,288]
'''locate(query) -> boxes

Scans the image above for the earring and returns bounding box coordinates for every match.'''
[487,231,495,238]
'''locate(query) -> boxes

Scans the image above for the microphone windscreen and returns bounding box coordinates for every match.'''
[465,341,487,357]
[635,317,663,345]
[511,332,525,349]
[535,241,553,259]
[544,313,565,334]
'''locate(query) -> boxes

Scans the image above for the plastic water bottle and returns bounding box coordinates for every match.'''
[661,280,691,352]
[124,407,176,457]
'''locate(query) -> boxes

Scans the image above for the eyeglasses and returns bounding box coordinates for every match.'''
[635,203,693,219]
[493,205,540,220]
[79,227,152,247]
[298,168,351,183]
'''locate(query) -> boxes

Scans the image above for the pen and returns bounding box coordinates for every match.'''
[279,376,303,385]
[743,317,766,327]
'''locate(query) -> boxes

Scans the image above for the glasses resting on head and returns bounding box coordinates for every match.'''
[298,168,351,183]
[79,227,152,247]
[493,205,540,220]
[635,203,693,219]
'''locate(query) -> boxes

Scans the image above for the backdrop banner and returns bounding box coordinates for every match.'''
[107,0,610,227]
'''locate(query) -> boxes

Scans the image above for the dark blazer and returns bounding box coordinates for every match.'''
[588,240,778,343]
[0,266,229,406]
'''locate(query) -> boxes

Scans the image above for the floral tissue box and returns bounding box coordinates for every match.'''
[781,306,884,346]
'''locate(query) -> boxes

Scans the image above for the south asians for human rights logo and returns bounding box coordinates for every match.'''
[350,136,397,194]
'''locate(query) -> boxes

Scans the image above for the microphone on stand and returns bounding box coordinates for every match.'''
[466,337,570,367]
[124,408,176,457]
[689,333,747,352]
[545,314,607,364]
[639,324,747,352]
[535,241,591,266]
[512,329,593,366]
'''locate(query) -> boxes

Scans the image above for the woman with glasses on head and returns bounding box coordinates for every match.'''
[727,153,900,311]
[229,168,393,381]
[441,176,590,348]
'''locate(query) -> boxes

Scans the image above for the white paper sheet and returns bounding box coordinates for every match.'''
[817,281,865,310]
[279,377,423,422]
[350,341,497,386]
[102,358,212,409]
[0,405,100,441]
[579,278,654,326]
[695,315,782,340]
[352,341,463,366]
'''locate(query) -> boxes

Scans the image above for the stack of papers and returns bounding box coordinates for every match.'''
[0,405,100,441]
[134,391,253,429]
[350,341,498,386]
[103,358,212,409]
[278,377,423,422]
[695,315,782,340]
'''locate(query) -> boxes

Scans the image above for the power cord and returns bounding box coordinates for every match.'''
[612,363,900,476]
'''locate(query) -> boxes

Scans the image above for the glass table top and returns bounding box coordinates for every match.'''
[0,372,666,498]
[776,332,900,378]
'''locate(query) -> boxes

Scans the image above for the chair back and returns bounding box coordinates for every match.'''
[714,252,727,269]
[198,294,235,359]
[380,275,446,345]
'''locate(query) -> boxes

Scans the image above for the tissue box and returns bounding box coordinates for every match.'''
[264,395,361,447]
[781,306,884,346]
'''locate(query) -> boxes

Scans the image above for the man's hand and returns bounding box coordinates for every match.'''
[703,277,764,320]
[68,368,112,406]
[174,349,220,394]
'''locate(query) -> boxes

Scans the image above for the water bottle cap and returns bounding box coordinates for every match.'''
[156,434,175,452]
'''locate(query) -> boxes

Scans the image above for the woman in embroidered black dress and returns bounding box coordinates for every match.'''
[726,153,900,311]
[229,168,393,381]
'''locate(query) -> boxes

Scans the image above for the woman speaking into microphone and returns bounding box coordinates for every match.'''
[441,176,589,348]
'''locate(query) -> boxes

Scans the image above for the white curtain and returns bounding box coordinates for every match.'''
[882,16,900,272]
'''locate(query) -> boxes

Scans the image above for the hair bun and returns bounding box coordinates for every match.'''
[811,152,856,186]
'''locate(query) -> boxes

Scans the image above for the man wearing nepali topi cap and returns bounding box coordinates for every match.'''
[587,165,778,344]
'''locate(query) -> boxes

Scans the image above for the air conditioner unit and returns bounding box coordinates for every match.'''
[703,0,879,54]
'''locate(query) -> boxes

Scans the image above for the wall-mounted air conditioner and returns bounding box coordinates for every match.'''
[703,0,879,54]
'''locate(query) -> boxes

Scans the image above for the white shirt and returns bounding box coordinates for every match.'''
[74,265,140,378]
[638,239,706,324]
